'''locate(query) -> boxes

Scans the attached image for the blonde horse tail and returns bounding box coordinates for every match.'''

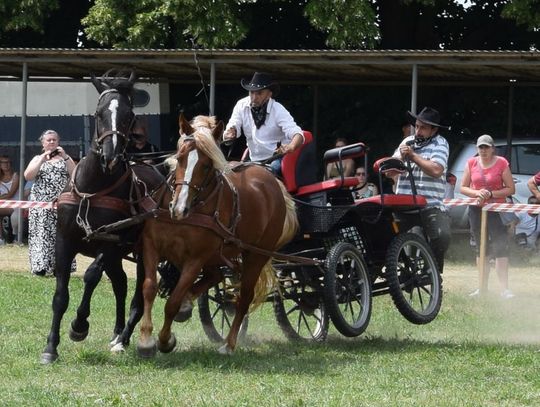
[250,180,298,312]
[250,260,277,312]
[275,179,299,249]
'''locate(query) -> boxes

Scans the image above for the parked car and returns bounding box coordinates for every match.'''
[447,138,540,231]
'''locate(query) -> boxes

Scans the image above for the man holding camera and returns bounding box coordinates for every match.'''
[391,107,451,272]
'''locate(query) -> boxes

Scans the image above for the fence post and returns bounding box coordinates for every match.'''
[478,208,489,294]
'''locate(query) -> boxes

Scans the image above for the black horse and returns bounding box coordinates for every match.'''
[41,71,166,364]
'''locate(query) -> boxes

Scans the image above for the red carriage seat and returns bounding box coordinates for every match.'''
[281,130,318,193]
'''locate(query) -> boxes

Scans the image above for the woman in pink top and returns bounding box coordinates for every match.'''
[460,134,515,299]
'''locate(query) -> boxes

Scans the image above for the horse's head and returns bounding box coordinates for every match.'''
[169,113,225,219]
[91,70,136,173]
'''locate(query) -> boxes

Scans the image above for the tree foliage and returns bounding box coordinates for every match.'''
[0,0,538,49]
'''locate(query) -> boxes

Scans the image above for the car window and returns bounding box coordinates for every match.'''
[513,144,540,176]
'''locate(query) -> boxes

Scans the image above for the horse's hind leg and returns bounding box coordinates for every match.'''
[137,245,160,358]
[69,253,105,342]
[41,236,77,364]
[220,254,269,355]
[103,256,128,345]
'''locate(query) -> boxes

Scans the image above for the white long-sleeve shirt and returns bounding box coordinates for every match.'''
[225,96,303,161]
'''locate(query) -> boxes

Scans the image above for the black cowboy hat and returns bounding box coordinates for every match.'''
[241,72,280,96]
[407,107,449,129]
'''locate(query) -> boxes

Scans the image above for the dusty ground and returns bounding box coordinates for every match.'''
[1,238,538,295]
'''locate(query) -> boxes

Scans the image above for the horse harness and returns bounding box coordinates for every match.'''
[167,163,319,267]
[57,163,165,239]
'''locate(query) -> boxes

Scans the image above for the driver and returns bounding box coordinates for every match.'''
[223,72,304,175]
[391,106,451,272]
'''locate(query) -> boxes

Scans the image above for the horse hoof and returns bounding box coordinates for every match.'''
[69,327,89,342]
[173,300,193,322]
[137,338,157,359]
[40,352,58,365]
[69,321,89,342]
[110,342,126,353]
[109,335,121,348]
[158,333,177,354]
[218,344,233,355]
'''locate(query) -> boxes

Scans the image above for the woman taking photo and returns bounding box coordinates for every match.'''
[24,129,76,276]
[459,134,515,299]
[0,155,19,243]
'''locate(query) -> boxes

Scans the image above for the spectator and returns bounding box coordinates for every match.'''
[402,120,413,139]
[527,171,540,201]
[390,107,451,272]
[0,155,19,244]
[326,138,356,179]
[459,134,516,299]
[126,116,158,163]
[223,72,303,175]
[24,129,76,276]
[353,166,378,199]
[514,196,540,251]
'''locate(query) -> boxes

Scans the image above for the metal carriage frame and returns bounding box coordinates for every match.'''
[199,134,443,343]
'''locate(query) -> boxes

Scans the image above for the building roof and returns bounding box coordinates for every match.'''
[1,48,539,85]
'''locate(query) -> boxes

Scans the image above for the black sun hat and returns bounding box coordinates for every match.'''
[241,72,280,96]
[407,107,449,129]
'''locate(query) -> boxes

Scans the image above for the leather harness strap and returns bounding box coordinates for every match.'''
[57,191,131,216]
[156,210,319,266]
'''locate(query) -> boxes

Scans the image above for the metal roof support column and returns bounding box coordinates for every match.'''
[209,62,216,115]
[506,82,514,164]
[312,84,319,142]
[410,64,418,114]
[16,62,28,244]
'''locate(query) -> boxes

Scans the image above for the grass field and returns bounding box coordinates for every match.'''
[0,240,539,406]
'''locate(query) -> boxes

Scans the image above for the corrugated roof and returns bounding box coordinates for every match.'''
[0,48,539,84]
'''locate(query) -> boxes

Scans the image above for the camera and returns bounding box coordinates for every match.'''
[49,148,60,158]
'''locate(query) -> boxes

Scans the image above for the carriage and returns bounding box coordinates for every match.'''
[41,73,441,362]
[194,130,442,344]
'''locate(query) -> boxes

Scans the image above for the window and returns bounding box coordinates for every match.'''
[133,89,150,107]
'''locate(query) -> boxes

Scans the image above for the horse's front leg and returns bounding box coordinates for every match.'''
[69,253,105,342]
[112,251,145,352]
[103,256,128,345]
[41,236,76,364]
[157,260,204,354]
[137,243,160,358]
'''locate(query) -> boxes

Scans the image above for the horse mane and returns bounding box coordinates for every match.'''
[189,115,228,172]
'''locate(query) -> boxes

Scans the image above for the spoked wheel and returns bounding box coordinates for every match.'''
[385,232,442,324]
[323,242,372,337]
[273,267,329,342]
[198,278,248,343]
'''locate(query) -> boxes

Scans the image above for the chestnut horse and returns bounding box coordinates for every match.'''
[136,114,298,357]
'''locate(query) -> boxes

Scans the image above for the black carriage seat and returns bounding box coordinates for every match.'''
[285,141,367,198]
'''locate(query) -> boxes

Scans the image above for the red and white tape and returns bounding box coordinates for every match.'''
[444,198,540,215]
[0,200,55,209]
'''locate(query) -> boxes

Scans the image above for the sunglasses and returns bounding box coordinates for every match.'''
[0,161,10,164]
[356,172,366,176]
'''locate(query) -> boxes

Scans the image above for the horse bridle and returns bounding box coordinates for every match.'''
[173,135,219,210]
[92,88,135,157]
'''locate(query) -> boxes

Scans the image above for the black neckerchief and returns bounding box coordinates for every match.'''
[412,134,436,149]
[251,101,268,129]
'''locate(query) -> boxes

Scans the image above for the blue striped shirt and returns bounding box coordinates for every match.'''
[394,134,449,208]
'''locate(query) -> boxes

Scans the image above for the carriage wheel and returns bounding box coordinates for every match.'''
[323,242,372,337]
[273,272,329,342]
[197,278,248,343]
[385,232,442,324]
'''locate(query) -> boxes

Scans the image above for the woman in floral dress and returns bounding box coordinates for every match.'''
[24,130,76,276]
